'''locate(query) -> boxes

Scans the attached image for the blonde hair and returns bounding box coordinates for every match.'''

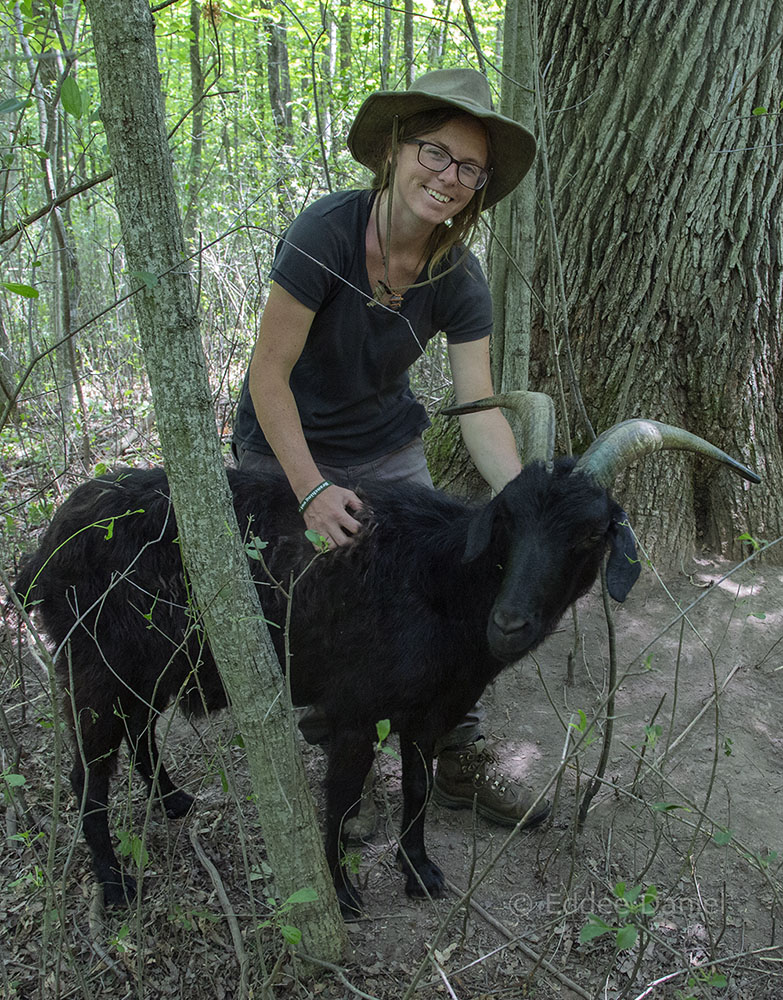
[370,109,490,277]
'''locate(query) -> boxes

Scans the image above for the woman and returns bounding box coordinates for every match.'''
[233,68,548,830]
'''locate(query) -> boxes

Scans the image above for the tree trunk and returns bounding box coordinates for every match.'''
[403,0,414,85]
[266,15,292,144]
[427,0,451,66]
[488,0,536,447]
[183,0,204,242]
[85,0,347,965]
[533,0,782,563]
[380,0,392,88]
[339,0,351,76]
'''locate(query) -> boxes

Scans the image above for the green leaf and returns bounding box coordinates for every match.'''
[752,106,768,116]
[131,270,159,289]
[623,884,642,904]
[376,718,391,742]
[284,887,318,906]
[280,924,302,945]
[0,97,31,114]
[579,916,612,943]
[3,773,26,788]
[60,76,83,118]
[245,535,268,560]
[304,528,330,552]
[616,924,638,950]
[2,281,39,298]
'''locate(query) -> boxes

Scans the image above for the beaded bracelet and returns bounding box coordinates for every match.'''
[297,480,333,515]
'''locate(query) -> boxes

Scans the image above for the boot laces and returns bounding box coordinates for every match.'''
[459,742,507,792]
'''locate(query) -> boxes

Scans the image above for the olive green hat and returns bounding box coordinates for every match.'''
[347,67,536,209]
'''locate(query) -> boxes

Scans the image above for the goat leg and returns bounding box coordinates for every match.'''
[126,708,194,818]
[397,734,445,899]
[323,731,375,920]
[70,757,136,906]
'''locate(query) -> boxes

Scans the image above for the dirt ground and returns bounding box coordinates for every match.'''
[3,552,783,1000]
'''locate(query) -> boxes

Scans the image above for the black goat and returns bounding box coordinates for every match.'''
[13,407,759,917]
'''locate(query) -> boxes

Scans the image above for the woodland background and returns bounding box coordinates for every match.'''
[1,1,782,999]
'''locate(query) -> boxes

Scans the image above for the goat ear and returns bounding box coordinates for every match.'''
[606,510,641,602]
[462,498,499,564]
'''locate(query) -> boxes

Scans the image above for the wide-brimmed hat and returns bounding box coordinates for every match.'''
[347,68,536,209]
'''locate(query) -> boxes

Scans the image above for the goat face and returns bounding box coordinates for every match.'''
[463,461,640,662]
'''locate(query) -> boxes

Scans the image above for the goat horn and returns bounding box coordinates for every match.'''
[441,390,556,463]
[574,419,761,487]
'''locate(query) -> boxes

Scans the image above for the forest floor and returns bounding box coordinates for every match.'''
[3,517,783,999]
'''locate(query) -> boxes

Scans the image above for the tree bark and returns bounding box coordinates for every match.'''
[183,0,204,242]
[85,0,346,964]
[380,0,392,89]
[488,0,536,445]
[266,15,292,143]
[403,0,414,85]
[533,0,782,562]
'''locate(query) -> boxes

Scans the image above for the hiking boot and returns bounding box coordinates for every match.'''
[342,769,379,844]
[433,738,550,828]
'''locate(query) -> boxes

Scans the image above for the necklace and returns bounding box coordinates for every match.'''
[366,187,469,312]
[370,200,406,310]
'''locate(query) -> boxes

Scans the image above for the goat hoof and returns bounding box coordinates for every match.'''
[102,869,137,907]
[163,789,195,818]
[336,883,363,921]
[404,859,446,899]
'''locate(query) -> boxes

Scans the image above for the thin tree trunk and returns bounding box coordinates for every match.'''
[381,0,392,89]
[533,0,782,562]
[85,0,347,965]
[488,0,536,444]
[339,0,351,77]
[403,0,414,86]
[266,16,292,143]
[460,0,485,72]
[183,0,204,242]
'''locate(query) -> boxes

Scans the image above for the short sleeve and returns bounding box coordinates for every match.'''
[435,249,493,344]
[269,195,355,312]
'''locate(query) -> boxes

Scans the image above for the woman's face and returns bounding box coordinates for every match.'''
[391,115,489,230]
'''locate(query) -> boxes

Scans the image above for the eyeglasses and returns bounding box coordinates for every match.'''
[404,139,491,192]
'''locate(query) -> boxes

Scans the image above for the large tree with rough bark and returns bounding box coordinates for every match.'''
[530,0,782,563]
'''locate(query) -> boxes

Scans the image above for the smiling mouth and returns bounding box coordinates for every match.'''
[424,186,452,204]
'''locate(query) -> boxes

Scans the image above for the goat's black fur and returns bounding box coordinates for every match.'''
[14,462,640,915]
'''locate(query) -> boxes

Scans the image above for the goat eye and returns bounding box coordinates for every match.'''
[576,532,604,552]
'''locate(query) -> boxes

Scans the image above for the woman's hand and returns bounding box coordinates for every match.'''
[302,484,364,549]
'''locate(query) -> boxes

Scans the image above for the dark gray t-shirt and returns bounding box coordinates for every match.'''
[233,189,493,464]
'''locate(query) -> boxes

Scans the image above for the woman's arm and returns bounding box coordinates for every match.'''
[447,337,522,492]
[248,281,363,546]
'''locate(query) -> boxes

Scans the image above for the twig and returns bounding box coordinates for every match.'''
[656,661,743,766]
[578,565,617,825]
[189,826,249,1000]
[84,887,126,978]
[290,952,384,999]
[431,950,459,999]
[631,944,783,1000]
[444,879,592,999]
